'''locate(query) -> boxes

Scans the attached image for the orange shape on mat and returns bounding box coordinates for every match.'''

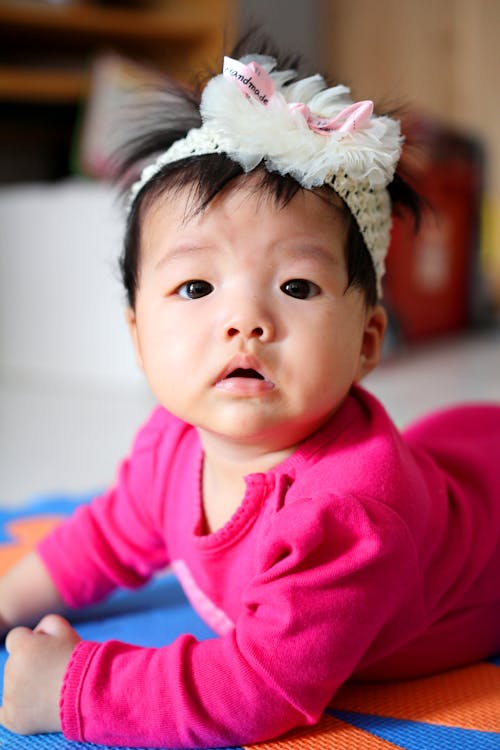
[244,713,400,750]
[0,516,63,575]
[333,662,500,732]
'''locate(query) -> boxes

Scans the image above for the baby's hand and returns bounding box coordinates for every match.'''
[0,614,80,735]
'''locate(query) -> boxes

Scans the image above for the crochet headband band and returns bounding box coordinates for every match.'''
[129,54,404,294]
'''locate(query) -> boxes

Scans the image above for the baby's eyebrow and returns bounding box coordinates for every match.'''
[153,239,340,269]
[280,243,342,266]
[154,243,211,270]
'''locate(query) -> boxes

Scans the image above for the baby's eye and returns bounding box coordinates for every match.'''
[177,280,214,299]
[280,279,320,299]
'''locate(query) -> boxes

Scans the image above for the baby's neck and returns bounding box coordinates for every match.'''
[199,435,295,534]
[198,429,296,485]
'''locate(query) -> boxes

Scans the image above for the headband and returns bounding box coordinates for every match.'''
[129,54,404,294]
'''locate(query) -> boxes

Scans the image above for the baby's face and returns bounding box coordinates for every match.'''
[127,176,386,453]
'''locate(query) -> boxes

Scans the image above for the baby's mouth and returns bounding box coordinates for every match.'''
[225,368,265,380]
[215,358,274,392]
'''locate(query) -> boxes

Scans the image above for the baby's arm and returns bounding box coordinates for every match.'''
[0,552,81,735]
[0,551,66,637]
[0,410,172,737]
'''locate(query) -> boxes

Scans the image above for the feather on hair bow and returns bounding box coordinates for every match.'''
[223,57,374,135]
[198,55,402,190]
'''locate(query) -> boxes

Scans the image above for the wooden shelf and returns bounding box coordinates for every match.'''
[0,65,87,103]
[0,0,230,180]
[0,1,230,101]
[0,2,214,43]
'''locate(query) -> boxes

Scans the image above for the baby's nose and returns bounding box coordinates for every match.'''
[227,324,266,339]
[223,307,275,342]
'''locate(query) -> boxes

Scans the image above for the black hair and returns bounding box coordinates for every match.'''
[116,32,421,309]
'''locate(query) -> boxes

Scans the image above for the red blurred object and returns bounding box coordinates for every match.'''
[384,115,483,342]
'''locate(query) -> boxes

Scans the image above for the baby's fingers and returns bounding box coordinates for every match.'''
[4,626,33,654]
[1,628,34,734]
[34,613,77,641]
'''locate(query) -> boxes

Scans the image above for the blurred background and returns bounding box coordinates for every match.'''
[0,0,499,505]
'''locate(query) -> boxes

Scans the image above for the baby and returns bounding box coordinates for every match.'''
[0,37,499,749]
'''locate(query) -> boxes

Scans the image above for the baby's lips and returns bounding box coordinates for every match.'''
[215,376,275,394]
[216,353,270,384]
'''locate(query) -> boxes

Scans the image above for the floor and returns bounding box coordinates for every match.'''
[1,329,499,507]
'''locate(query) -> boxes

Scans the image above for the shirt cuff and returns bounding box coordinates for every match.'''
[60,639,101,742]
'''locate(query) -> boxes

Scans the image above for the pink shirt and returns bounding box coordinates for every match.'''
[38,386,500,748]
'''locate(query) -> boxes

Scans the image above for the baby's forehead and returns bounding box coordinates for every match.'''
[142,170,347,232]
[138,177,348,276]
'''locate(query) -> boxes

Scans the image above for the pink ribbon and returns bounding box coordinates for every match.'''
[223,57,275,105]
[223,56,373,135]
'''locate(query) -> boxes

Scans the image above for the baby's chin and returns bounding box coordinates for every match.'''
[194,407,333,456]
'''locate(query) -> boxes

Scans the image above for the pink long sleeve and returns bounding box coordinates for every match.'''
[37,388,500,748]
[58,494,425,748]
[39,408,173,607]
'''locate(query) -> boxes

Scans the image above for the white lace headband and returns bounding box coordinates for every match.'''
[129,55,404,294]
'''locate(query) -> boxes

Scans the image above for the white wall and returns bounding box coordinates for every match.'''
[0,179,142,389]
[0,179,155,504]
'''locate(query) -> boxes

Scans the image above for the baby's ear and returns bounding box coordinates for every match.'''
[356,304,387,382]
[125,308,144,371]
